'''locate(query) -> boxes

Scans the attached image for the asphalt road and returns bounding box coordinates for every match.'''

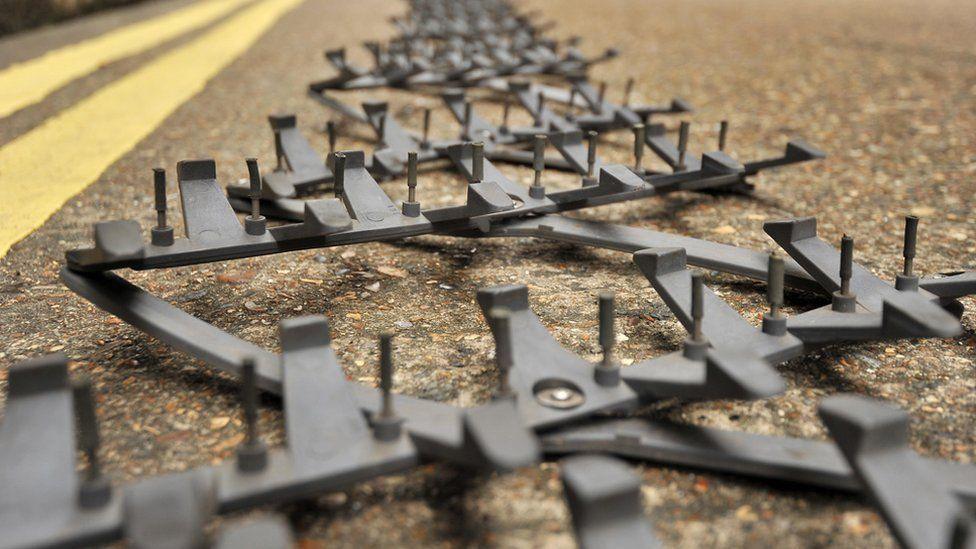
[0,0,974,547]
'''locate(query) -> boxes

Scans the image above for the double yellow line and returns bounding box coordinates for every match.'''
[0,0,305,258]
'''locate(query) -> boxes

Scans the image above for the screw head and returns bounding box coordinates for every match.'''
[534,381,585,409]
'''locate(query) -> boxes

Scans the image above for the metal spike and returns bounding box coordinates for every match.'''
[471,142,484,183]
[421,108,431,148]
[632,124,645,173]
[151,168,174,246]
[903,215,918,277]
[768,252,784,318]
[586,130,598,179]
[763,252,788,335]
[489,308,514,399]
[333,152,346,199]
[623,77,634,107]
[718,120,729,152]
[535,91,545,126]
[327,120,337,155]
[236,357,267,473]
[599,292,614,368]
[407,152,418,203]
[378,112,387,143]
[896,216,920,291]
[402,151,420,217]
[153,168,167,229]
[464,101,473,136]
[677,121,690,171]
[840,235,853,296]
[244,158,266,236]
[379,332,394,419]
[501,101,511,131]
[72,376,112,508]
[568,87,577,118]
[598,81,607,104]
[373,333,402,441]
[273,128,284,172]
[691,271,704,342]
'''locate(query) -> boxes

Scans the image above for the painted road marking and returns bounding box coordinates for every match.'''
[0,0,305,258]
[0,0,253,120]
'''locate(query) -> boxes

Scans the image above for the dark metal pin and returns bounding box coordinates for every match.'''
[586,130,598,179]
[683,271,708,360]
[421,108,431,148]
[402,151,420,217]
[471,142,484,183]
[677,121,690,171]
[832,235,857,312]
[623,77,634,107]
[378,112,387,144]
[598,81,607,104]
[236,357,268,473]
[840,235,853,295]
[326,120,337,155]
[530,134,547,198]
[691,271,704,341]
[632,123,645,173]
[501,101,511,132]
[535,91,545,126]
[718,120,729,152]
[896,216,920,291]
[373,332,402,441]
[489,308,514,399]
[595,292,620,386]
[333,152,346,199]
[273,128,285,172]
[568,87,577,119]
[244,158,266,236]
[72,376,111,508]
[464,101,473,137]
[151,168,174,246]
[763,252,787,335]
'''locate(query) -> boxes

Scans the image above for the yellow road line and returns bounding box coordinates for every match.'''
[0,0,305,258]
[0,0,254,120]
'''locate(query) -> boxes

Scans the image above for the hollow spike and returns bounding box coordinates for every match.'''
[422,108,431,148]
[598,291,614,369]
[532,134,546,187]
[72,377,102,481]
[903,215,918,276]
[677,121,690,171]
[632,123,645,173]
[327,120,337,154]
[489,308,514,398]
[501,101,511,131]
[718,120,729,152]
[407,151,418,203]
[691,271,704,341]
[598,81,607,104]
[379,333,394,419]
[246,158,261,219]
[623,77,634,107]
[153,168,167,229]
[768,252,784,317]
[586,131,598,178]
[471,142,485,183]
[273,128,284,172]
[840,234,854,295]
[241,358,259,446]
